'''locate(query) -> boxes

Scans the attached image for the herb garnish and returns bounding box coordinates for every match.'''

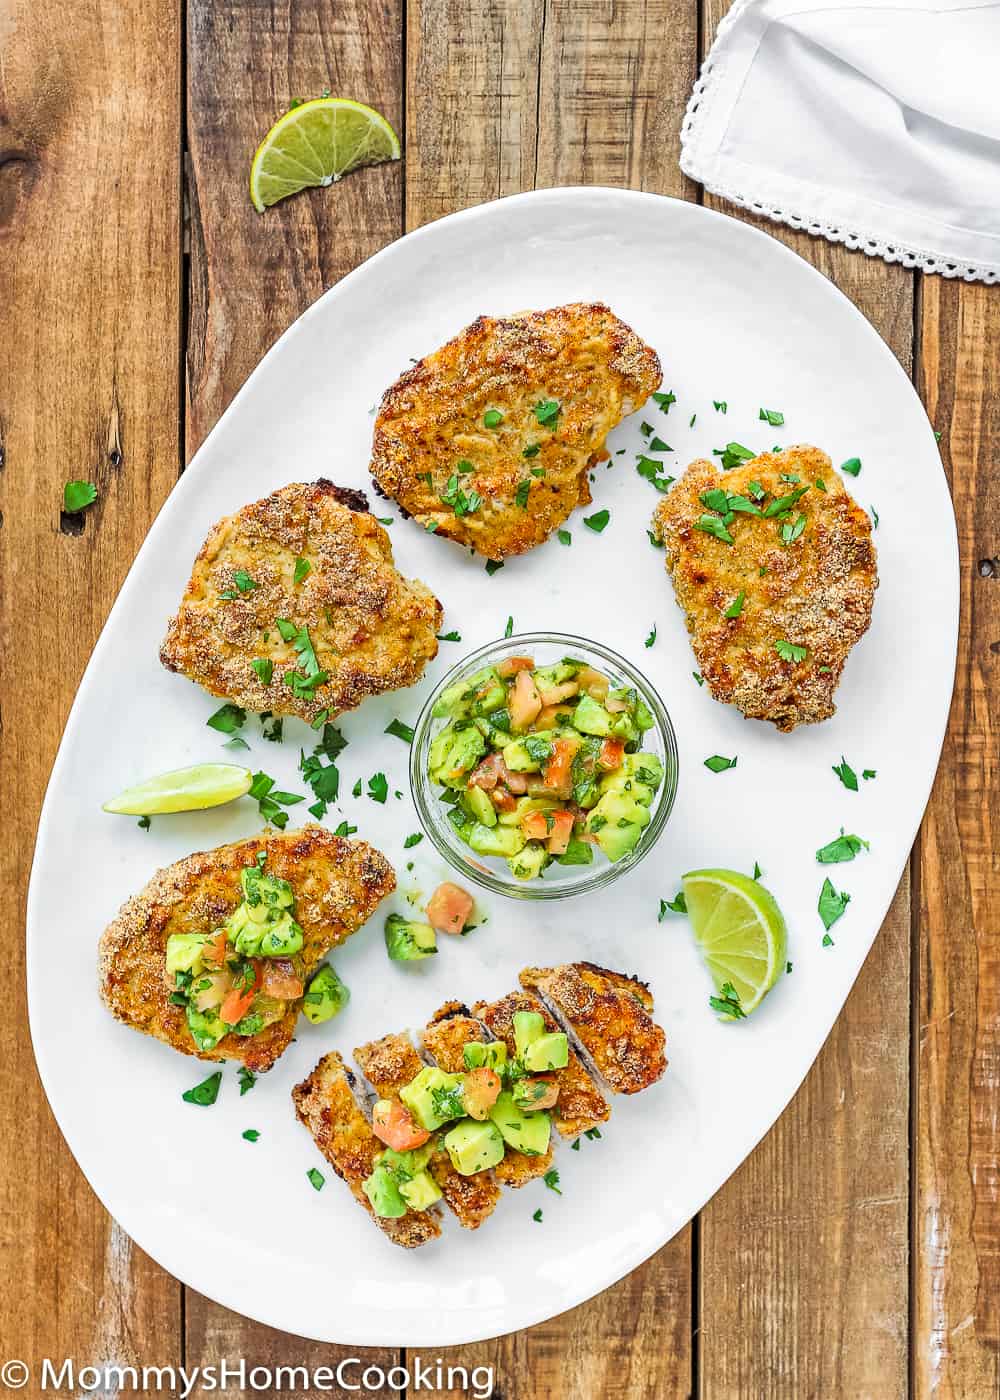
[637,456,674,493]
[533,399,560,428]
[523,443,540,458]
[659,892,687,918]
[647,529,664,548]
[714,442,755,469]
[583,509,610,533]
[713,400,727,414]
[863,769,876,781]
[694,515,734,545]
[249,771,305,828]
[759,408,784,426]
[207,703,247,736]
[840,457,862,476]
[385,718,414,744]
[816,830,869,863]
[692,672,704,686]
[709,982,746,1019]
[543,1169,562,1195]
[532,1209,543,1222]
[293,559,310,586]
[819,878,850,930]
[307,1168,326,1191]
[504,616,514,639]
[251,658,273,685]
[514,480,530,509]
[441,474,483,517]
[64,480,98,513]
[645,625,657,648]
[775,639,807,662]
[182,1072,222,1106]
[403,833,423,849]
[242,1129,260,1143]
[275,618,327,699]
[652,390,676,412]
[367,772,389,804]
[485,560,504,576]
[763,485,809,517]
[220,569,258,600]
[437,630,462,642]
[238,1068,256,1095]
[724,591,745,619]
[780,513,807,545]
[832,757,859,791]
[704,754,737,773]
[483,409,503,428]
[557,530,571,546]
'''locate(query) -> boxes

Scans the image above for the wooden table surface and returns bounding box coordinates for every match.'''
[3,0,997,1395]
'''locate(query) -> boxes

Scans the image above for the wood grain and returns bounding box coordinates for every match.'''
[404,1,698,1394]
[913,278,1000,1399]
[183,0,404,1386]
[695,7,914,1397]
[0,0,184,1379]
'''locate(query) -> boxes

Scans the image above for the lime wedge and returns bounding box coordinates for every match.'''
[250,98,401,213]
[103,764,253,815]
[681,868,788,1017]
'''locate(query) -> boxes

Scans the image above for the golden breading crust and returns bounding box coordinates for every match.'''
[370,303,662,558]
[473,990,610,1140]
[354,1031,423,1097]
[160,480,442,724]
[98,826,395,1073]
[652,446,877,731]
[292,1051,442,1249]
[519,963,667,1095]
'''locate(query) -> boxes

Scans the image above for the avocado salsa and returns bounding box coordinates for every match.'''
[166,854,347,1052]
[363,1011,567,1217]
[426,653,664,879]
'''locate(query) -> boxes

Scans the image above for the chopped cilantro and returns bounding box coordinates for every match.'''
[352,778,362,798]
[822,932,835,947]
[819,877,850,930]
[137,815,151,831]
[251,658,273,686]
[694,514,734,545]
[504,616,514,639]
[870,506,879,529]
[659,892,687,919]
[437,630,462,642]
[713,442,756,469]
[425,520,439,533]
[648,436,671,453]
[307,1168,326,1192]
[483,409,503,428]
[375,515,393,525]
[713,400,727,414]
[704,754,737,773]
[840,456,862,476]
[275,619,327,700]
[637,456,674,493]
[780,513,807,545]
[863,769,877,781]
[534,399,560,428]
[523,443,540,458]
[207,703,246,736]
[752,861,762,880]
[367,772,389,804]
[584,1127,602,1141]
[385,718,414,744]
[709,981,745,1019]
[403,832,423,849]
[759,408,784,426]
[724,591,745,619]
[692,671,704,686]
[532,1209,543,1222]
[334,820,358,836]
[647,529,664,548]
[293,557,311,585]
[182,1072,222,1106]
[543,1169,562,1195]
[763,485,809,518]
[249,770,304,829]
[645,625,657,648]
[63,480,98,513]
[441,474,483,517]
[583,509,610,533]
[652,390,676,412]
[832,757,859,791]
[775,639,807,662]
[242,1129,260,1142]
[557,529,571,546]
[816,830,869,863]
[238,1067,256,1095]
[485,559,504,575]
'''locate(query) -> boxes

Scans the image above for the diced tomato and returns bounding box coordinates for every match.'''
[372,1099,431,1151]
[542,737,579,798]
[202,928,229,969]
[468,752,503,790]
[497,656,535,678]
[536,679,579,707]
[426,881,475,936]
[509,669,542,729]
[219,982,256,1026]
[462,1068,503,1121]
[521,810,551,841]
[258,958,303,1000]
[576,665,609,700]
[598,738,626,770]
[546,809,575,856]
[519,1076,560,1110]
[534,703,574,729]
[490,784,517,813]
[192,969,231,1013]
[498,758,528,794]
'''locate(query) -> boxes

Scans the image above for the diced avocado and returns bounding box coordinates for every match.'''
[444,1119,506,1176]
[302,964,349,1023]
[241,864,294,911]
[398,1169,442,1211]
[634,699,654,732]
[631,752,664,788]
[432,677,476,719]
[599,752,663,806]
[572,693,613,737]
[607,712,640,744]
[256,911,304,958]
[512,1077,552,1111]
[600,821,645,861]
[513,1009,546,1059]
[385,914,438,962]
[467,823,526,858]
[466,666,507,716]
[474,715,509,747]
[507,842,549,881]
[440,726,487,782]
[379,1143,435,1176]
[463,1040,508,1073]
[446,805,472,835]
[572,777,601,809]
[532,661,580,690]
[599,773,655,806]
[428,722,462,779]
[362,1163,408,1218]
[502,738,543,773]
[489,1092,552,1156]
[461,785,498,828]
[497,795,558,827]
[165,932,210,975]
[185,1004,227,1052]
[556,836,593,866]
[399,1065,466,1130]
[585,788,650,862]
[523,1031,569,1072]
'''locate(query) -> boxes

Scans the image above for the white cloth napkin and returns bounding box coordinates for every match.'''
[679,0,1000,283]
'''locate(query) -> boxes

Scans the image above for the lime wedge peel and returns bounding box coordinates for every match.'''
[103,764,253,816]
[250,98,401,213]
[681,868,788,1018]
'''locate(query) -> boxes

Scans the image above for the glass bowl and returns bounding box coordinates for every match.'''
[409,632,679,900]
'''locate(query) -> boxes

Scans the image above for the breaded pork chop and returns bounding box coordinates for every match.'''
[292,1051,442,1249]
[519,963,667,1095]
[160,480,442,725]
[99,826,395,1072]
[370,303,662,558]
[652,446,877,731]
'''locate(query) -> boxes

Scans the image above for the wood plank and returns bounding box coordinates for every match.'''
[184,0,404,1385]
[696,6,913,1396]
[913,277,1000,1400]
[0,0,183,1376]
[405,1,698,1394]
